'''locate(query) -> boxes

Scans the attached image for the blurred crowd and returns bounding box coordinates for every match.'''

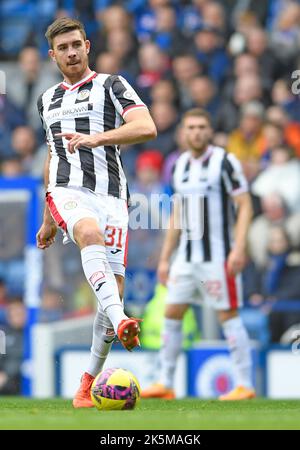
[1,0,300,374]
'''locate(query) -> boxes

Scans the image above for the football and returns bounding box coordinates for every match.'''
[90,368,141,410]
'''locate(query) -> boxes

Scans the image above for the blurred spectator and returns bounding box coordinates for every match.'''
[136,42,169,103]
[248,193,300,267]
[0,279,8,308]
[95,51,120,75]
[271,78,300,122]
[246,27,280,81]
[56,0,99,36]
[227,101,265,177]
[263,226,300,342]
[6,46,59,132]
[0,299,26,395]
[38,288,64,323]
[129,149,169,269]
[202,1,226,34]
[193,24,230,85]
[0,1,37,58]
[150,4,188,56]
[12,126,36,174]
[144,101,178,156]
[270,1,300,67]
[0,95,25,160]
[172,54,202,111]
[252,145,300,214]
[216,74,264,132]
[0,156,23,178]
[161,124,188,186]
[180,0,207,37]
[150,79,178,106]
[266,105,300,157]
[188,76,219,120]
[222,52,271,101]
[135,0,174,42]
[263,226,300,297]
[95,0,145,15]
[105,29,139,81]
[260,120,285,166]
[96,4,132,32]
[89,5,136,73]
[132,149,166,196]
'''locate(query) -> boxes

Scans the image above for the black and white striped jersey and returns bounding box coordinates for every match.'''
[37,71,147,200]
[172,145,248,263]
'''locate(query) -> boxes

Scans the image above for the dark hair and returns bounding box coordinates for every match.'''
[45,17,86,48]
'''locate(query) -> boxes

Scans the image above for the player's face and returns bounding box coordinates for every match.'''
[183,116,213,153]
[49,30,90,81]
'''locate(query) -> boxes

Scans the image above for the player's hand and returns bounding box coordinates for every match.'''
[157,260,170,286]
[55,132,100,153]
[36,222,57,250]
[226,248,247,277]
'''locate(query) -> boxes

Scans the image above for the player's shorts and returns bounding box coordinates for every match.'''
[166,259,243,311]
[46,186,128,277]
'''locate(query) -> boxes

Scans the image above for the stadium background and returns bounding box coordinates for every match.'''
[1,0,300,399]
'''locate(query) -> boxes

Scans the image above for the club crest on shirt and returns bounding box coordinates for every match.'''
[76,89,90,101]
[64,200,77,210]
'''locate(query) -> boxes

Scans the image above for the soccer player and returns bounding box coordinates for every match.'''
[141,108,256,401]
[36,18,157,408]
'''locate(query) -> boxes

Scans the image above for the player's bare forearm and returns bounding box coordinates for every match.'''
[227,192,253,276]
[95,118,157,146]
[233,192,253,252]
[42,146,55,225]
[160,207,182,263]
[157,208,181,284]
[55,109,157,153]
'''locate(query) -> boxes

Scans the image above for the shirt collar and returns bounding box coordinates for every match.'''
[61,71,96,91]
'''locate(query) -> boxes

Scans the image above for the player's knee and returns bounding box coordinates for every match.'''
[165,304,186,320]
[74,219,104,248]
[218,309,238,323]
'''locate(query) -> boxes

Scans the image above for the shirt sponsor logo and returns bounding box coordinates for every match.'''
[44,103,93,121]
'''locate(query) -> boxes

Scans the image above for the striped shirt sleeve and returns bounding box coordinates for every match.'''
[107,75,148,118]
[221,152,248,196]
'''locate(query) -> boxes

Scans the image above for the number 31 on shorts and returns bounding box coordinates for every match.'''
[105,225,123,248]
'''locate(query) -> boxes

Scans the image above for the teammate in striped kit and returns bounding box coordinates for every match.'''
[35,18,157,408]
[141,109,256,401]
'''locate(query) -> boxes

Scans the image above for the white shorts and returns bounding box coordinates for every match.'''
[46,186,128,277]
[167,259,243,311]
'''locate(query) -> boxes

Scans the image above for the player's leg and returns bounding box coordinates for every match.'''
[141,303,189,400]
[141,261,196,399]
[217,308,255,400]
[202,263,255,400]
[74,217,130,334]
[73,273,127,409]
[103,197,142,351]
[47,187,124,330]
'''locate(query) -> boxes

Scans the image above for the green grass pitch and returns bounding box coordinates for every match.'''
[0,398,300,430]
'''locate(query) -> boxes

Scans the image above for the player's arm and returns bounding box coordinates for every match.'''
[56,108,157,153]
[157,197,182,285]
[36,146,57,250]
[227,192,253,276]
